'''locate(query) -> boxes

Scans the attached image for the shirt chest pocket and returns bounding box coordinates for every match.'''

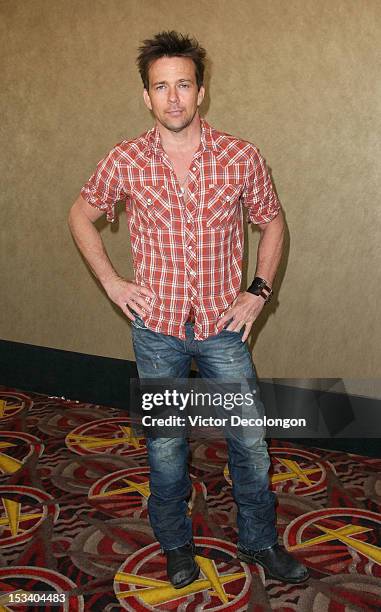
[132,185,172,230]
[204,183,242,229]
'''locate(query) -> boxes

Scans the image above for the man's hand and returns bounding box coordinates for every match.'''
[216,292,266,342]
[103,277,155,321]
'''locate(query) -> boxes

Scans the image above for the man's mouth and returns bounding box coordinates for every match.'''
[166,109,184,115]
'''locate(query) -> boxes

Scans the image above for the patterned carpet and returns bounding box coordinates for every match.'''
[0,386,380,611]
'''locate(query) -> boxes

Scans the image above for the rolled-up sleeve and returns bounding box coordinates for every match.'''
[80,147,125,223]
[242,148,281,224]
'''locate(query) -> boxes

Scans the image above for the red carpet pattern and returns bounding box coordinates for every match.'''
[0,387,381,610]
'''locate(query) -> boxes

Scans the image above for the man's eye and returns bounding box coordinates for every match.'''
[156,85,165,90]
[179,83,190,88]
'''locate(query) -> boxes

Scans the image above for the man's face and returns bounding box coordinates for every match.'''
[143,56,205,133]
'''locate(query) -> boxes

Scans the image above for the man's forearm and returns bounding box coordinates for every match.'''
[68,207,120,291]
[68,199,155,318]
[254,211,285,286]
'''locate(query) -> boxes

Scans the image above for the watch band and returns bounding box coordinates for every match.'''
[247,277,273,304]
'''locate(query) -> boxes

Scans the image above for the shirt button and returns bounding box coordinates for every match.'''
[186,218,192,223]
[192,166,196,171]
[187,245,193,251]
[225,196,231,201]
[147,198,152,205]
[180,187,184,194]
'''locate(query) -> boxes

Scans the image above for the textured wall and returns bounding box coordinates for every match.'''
[1,0,380,376]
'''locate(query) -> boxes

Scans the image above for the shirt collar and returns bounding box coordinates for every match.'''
[145,117,219,156]
[200,118,220,152]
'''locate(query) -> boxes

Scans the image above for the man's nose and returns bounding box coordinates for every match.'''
[168,87,179,103]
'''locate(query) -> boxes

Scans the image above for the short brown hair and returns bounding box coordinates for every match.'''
[137,30,206,90]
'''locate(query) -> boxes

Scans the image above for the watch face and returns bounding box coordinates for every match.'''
[256,282,266,294]
[248,278,270,296]
[254,278,266,289]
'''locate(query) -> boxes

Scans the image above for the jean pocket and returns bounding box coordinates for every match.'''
[130,309,147,330]
[221,318,244,335]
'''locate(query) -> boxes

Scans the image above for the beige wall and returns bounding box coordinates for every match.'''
[1,0,380,377]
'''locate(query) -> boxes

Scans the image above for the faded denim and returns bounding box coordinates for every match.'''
[131,314,277,552]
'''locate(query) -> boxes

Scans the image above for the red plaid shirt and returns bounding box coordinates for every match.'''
[81,119,281,340]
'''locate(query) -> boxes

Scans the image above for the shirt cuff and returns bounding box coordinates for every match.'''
[80,187,116,223]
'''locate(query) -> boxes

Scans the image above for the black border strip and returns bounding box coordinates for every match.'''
[0,338,135,410]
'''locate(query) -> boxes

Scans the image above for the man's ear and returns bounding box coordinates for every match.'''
[197,85,205,107]
[143,88,152,111]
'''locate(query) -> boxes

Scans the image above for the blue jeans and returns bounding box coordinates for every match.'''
[131,315,277,552]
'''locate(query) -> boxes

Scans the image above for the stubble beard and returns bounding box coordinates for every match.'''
[158,107,198,133]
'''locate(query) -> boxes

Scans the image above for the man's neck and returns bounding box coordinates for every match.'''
[157,114,202,156]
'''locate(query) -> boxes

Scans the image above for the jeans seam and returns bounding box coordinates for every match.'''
[161,538,193,553]
[238,537,278,553]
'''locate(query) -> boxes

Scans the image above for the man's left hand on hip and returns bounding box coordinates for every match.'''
[216,292,266,342]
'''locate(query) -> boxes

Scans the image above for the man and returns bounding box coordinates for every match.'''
[68,31,309,589]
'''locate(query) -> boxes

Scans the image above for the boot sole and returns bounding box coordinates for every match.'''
[172,563,200,589]
[237,550,310,584]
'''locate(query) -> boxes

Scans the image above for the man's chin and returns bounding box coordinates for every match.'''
[159,116,193,133]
